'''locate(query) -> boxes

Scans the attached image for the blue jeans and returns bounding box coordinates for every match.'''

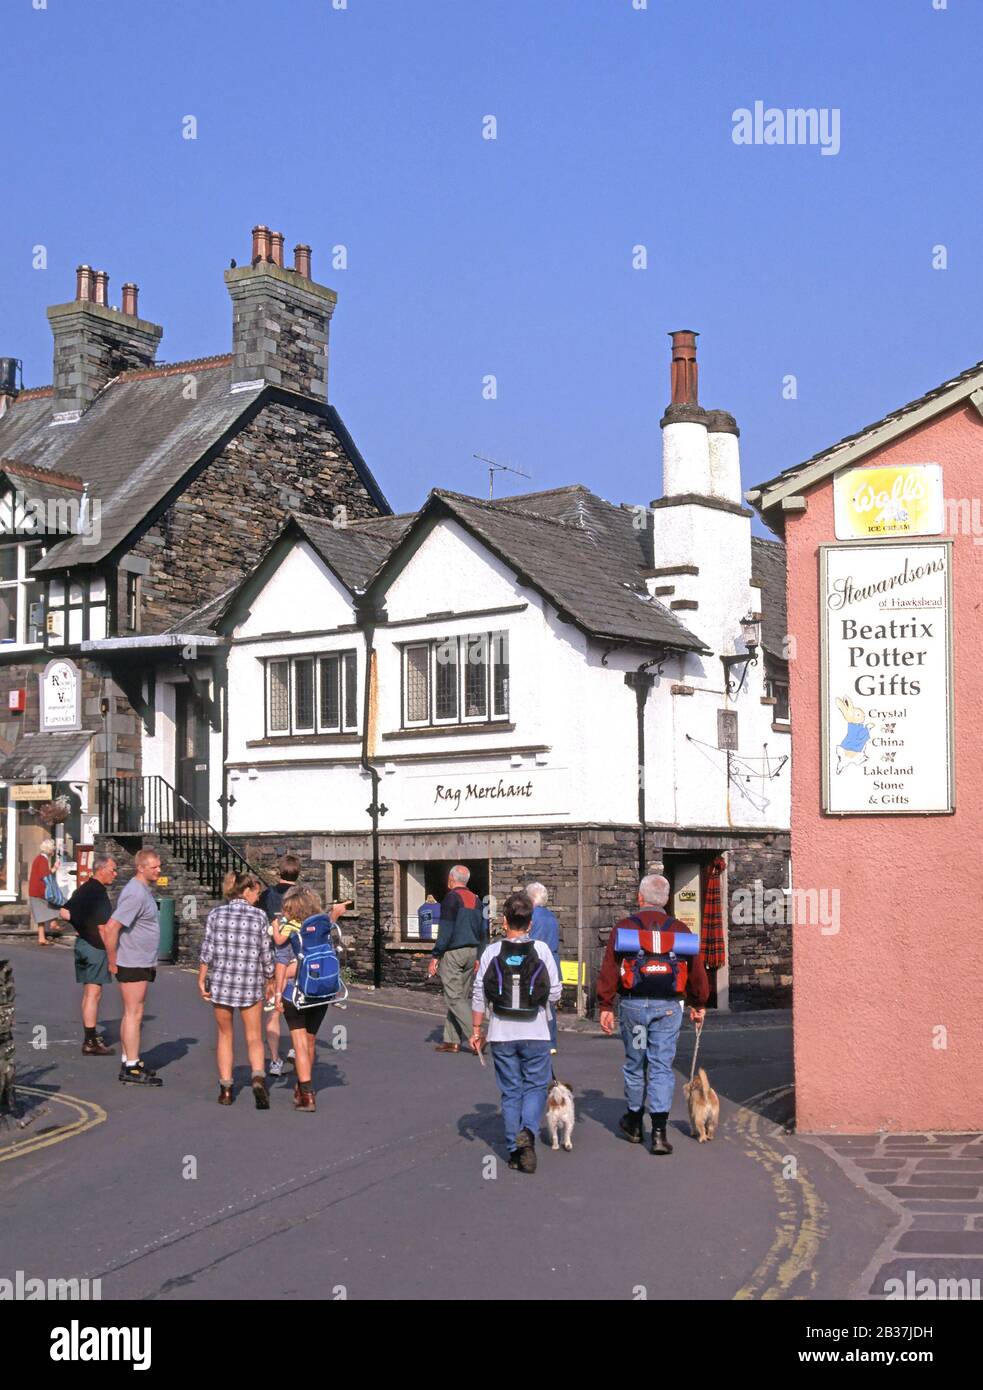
[490,1039,553,1149]
[618,996,684,1114]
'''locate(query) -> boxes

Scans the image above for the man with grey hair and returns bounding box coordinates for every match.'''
[596,873,709,1155]
[526,882,560,1050]
[427,865,487,1052]
[62,852,119,1056]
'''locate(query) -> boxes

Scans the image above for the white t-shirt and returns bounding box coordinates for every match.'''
[472,936,562,1042]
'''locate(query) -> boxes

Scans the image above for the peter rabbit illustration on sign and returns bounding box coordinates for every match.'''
[834,695,874,773]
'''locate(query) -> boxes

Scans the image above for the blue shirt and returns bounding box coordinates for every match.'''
[530,905,560,969]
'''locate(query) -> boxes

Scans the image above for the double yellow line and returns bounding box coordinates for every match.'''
[732,1084,828,1300]
[0,1085,106,1164]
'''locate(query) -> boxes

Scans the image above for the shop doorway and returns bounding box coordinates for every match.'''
[662,853,721,1009]
[399,858,490,941]
[175,684,210,819]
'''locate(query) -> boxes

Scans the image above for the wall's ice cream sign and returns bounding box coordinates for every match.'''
[833,463,943,540]
[820,541,953,814]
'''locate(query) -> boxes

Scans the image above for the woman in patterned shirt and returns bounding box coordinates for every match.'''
[198,870,275,1108]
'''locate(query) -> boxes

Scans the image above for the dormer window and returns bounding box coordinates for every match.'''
[402,632,510,728]
[0,542,46,646]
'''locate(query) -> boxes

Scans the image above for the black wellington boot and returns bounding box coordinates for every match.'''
[619,1108,644,1144]
[650,1111,673,1155]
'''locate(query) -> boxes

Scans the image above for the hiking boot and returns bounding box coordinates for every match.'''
[294,1088,316,1113]
[119,1060,162,1087]
[81,1037,113,1056]
[650,1112,673,1156]
[514,1127,537,1174]
[434,1042,460,1053]
[619,1109,644,1144]
[218,1084,234,1105]
[252,1079,270,1111]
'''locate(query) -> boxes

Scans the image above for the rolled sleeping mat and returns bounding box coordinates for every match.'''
[613,926,700,957]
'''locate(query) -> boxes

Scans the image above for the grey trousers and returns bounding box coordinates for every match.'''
[439,946,477,1044]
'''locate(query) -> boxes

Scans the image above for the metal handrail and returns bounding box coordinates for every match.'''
[97,775,255,899]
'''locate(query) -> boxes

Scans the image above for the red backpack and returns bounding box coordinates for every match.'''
[615,910,693,999]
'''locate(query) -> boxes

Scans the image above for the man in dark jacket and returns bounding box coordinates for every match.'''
[427,865,486,1053]
[597,874,708,1155]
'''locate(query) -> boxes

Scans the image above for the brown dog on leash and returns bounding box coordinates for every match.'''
[683,1068,719,1142]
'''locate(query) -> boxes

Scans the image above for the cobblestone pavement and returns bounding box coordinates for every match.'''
[806,1133,983,1298]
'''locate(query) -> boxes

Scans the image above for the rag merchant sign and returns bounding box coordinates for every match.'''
[833,463,944,540]
[399,765,568,823]
[820,541,953,815]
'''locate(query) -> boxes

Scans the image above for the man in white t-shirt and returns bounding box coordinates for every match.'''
[471,891,562,1174]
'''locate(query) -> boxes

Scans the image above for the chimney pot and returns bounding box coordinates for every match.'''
[93,270,109,307]
[669,329,699,406]
[251,224,272,264]
[270,231,284,268]
[122,282,139,317]
[75,265,94,302]
[293,243,312,279]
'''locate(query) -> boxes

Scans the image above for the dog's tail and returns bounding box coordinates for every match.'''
[696,1067,710,1094]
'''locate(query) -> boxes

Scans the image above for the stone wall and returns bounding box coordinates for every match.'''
[223,823,791,1011]
[133,400,383,635]
[726,835,793,1009]
[0,960,15,1116]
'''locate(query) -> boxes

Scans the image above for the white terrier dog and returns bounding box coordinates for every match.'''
[545,1079,575,1152]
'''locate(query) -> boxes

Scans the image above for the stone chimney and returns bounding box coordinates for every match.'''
[649,331,754,659]
[47,265,163,419]
[224,225,336,398]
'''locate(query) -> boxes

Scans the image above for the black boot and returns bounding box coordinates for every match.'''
[650,1112,673,1155]
[514,1126,537,1174]
[619,1108,644,1144]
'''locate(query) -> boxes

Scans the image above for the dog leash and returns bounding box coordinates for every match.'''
[689,1017,704,1084]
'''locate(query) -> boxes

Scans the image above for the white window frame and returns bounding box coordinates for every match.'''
[400,631,510,729]
[265,650,359,738]
[0,541,48,647]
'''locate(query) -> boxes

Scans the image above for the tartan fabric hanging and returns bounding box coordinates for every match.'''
[701,856,726,970]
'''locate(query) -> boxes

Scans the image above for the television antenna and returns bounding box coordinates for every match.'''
[473,454,531,499]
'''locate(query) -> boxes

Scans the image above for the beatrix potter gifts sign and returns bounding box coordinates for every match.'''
[820,541,953,815]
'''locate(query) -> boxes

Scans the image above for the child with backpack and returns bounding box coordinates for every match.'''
[273,887,346,1113]
[470,890,562,1174]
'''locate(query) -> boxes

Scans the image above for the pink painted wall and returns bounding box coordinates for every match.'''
[787,400,983,1132]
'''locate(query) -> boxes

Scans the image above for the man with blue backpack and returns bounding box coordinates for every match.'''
[470,890,562,1174]
[597,874,708,1156]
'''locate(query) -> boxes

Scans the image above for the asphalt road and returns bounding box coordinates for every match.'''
[0,942,893,1301]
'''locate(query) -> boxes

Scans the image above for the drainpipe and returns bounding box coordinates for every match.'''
[624,652,666,882]
[355,594,388,989]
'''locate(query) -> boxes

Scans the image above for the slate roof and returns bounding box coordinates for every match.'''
[421,488,709,651]
[0,360,390,573]
[0,363,265,570]
[216,483,788,657]
[0,729,95,781]
[751,535,787,660]
[290,511,415,594]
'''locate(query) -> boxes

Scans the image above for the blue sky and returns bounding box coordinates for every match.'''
[2,0,978,531]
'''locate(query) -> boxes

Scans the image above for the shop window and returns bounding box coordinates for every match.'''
[0,542,47,646]
[265,651,359,737]
[401,632,510,728]
[330,860,356,909]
